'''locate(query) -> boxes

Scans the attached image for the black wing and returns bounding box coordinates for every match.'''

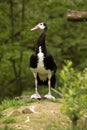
[44,53,57,73]
[30,54,38,68]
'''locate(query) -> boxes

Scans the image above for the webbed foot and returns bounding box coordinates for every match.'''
[44,94,55,100]
[30,92,42,99]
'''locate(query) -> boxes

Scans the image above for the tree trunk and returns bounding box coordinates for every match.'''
[72,120,78,130]
[10,0,14,42]
[21,0,25,30]
[9,51,23,96]
[71,116,78,130]
[67,10,87,21]
[82,116,87,130]
[10,59,22,95]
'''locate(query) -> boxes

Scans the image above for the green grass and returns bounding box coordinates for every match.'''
[3,117,16,124]
[0,99,86,130]
[0,87,60,112]
[45,123,70,130]
[0,98,35,112]
[0,85,61,119]
[0,125,16,130]
[22,85,60,98]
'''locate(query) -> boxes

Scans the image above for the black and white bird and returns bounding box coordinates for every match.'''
[30,22,57,100]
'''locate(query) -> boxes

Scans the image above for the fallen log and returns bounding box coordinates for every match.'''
[67,10,87,21]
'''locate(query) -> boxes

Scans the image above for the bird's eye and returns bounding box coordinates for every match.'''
[40,23,43,26]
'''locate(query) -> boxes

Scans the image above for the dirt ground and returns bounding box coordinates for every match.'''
[0,102,71,130]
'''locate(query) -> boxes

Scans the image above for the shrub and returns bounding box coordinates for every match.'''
[59,61,87,130]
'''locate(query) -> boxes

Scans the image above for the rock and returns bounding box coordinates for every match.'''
[22,108,33,114]
[10,110,21,116]
[15,125,22,130]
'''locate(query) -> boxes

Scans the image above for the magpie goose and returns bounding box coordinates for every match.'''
[30,22,57,100]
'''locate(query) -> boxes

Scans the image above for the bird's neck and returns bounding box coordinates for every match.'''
[35,29,47,55]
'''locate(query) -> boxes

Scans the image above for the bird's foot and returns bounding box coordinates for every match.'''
[44,93,55,100]
[30,92,42,100]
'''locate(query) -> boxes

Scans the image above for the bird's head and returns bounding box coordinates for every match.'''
[31,22,47,31]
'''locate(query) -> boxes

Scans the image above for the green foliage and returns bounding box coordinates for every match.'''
[3,117,16,124]
[0,43,33,100]
[0,98,32,111]
[0,112,3,118]
[59,61,87,129]
[0,0,87,99]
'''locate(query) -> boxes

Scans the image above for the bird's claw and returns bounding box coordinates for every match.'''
[44,94,55,100]
[30,92,42,99]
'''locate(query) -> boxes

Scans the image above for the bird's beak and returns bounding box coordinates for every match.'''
[30,25,40,31]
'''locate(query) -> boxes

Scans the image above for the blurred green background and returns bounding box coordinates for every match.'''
[0,0,87,101]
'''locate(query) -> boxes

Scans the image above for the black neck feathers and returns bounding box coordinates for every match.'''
[35,26,47,55]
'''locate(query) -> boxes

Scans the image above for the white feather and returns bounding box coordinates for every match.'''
[30,46,52,81]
